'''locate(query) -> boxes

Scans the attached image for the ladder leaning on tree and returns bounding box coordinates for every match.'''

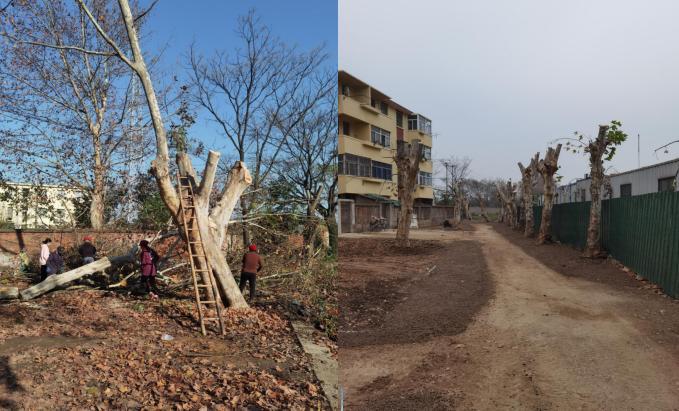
[176,173,225,336]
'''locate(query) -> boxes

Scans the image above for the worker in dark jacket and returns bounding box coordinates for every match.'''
[46,246,65,277]
[240,244,263,302]
[79,236,97,265]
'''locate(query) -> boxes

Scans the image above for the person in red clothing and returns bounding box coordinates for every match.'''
[240,244,263,302]
[139,240,160,298]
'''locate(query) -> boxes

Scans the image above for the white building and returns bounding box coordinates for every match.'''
[556,158,679,204]
[0,183,81,228]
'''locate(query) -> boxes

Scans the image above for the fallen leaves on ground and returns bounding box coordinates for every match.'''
[0,290,327,409]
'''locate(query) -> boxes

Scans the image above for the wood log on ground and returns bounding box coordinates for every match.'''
[20,253,136,300]
[0,286,19,300]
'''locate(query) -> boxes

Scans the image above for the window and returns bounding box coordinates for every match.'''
[342,121,351,136]
[372,161,392,181]
[580,189,587,202]
[407,114,432,135]
[421,145,431,161]
[338,154,371,177]
[380,101,388,115]
[658,177,675,192]
[341,84,350,96]
[620,183,632,197]
[371,126,391,148]
[418,171,432,186]
[396,111,403,127]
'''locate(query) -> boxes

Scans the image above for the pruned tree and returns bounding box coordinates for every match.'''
[496,180,517,228]
[536,144,562,244]
[475,193,489,222]
[8,0,255,307]
[561,121,627,257]
[187,10,333,245]
[518,152,540,237]
[395,139,422,247]
[0,0,150,229]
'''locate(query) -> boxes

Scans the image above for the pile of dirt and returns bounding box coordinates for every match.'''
[339,238,443,258]
[0,290,328,409]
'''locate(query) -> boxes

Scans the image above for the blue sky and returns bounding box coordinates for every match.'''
[145,0,337,154]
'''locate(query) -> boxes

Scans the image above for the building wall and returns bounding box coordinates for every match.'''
[338,71,434,201]
[0,183,80,229]
[337,71,435,233]
[556,159,679,204]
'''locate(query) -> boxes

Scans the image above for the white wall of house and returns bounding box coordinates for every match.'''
[555,158,679,204]
[0,183,80,228]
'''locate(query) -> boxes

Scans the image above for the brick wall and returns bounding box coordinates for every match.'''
[0,229,157,258]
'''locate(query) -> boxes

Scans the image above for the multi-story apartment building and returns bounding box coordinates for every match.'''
[337,70,434,233]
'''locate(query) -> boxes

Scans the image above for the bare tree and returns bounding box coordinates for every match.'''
[518,152,540,237]
[186,11,332,244]
[0,0,149,229]
[395,140,422,247]
[536,144,562,244]
[496,180,517,228]
[277,95,337,253]
[438,157,471,224]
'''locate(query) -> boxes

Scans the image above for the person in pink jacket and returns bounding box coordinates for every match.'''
[139,240,160,298]
[39,238,52,282]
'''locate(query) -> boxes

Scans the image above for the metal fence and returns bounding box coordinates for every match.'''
[533,191,679,298]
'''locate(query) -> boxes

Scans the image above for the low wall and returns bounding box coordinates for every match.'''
[0,229,157,256]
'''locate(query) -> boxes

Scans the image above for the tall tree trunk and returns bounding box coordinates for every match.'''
[518,152,539,237]
[536,144,562,245]
[583,125,609,258]
[476,194,490,222]
[90,134,106,229]
[395,140,422,247]
[452,182,462,226]
[240,196,251,246]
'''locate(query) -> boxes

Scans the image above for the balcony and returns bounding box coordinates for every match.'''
[407,114,432,136]
[339,95,394,131]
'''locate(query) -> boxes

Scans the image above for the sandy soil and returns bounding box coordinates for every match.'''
[339,224,679,410]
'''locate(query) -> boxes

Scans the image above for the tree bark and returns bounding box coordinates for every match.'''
[476,194,490,222]
[518,152,539,237]
[452,182,462,226]
[20,252,136,300]
[583,125,609,258]
[536,144,562,244]
[395,140,422,247]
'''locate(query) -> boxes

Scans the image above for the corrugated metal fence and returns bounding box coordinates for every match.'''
[533,191,679,298]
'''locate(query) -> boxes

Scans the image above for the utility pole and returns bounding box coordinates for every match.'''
[637,133,640,169]
[444,161,450,203]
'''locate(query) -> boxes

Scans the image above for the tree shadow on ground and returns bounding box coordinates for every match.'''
[0,355,24,410]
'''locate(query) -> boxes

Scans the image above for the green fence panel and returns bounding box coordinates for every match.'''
[532,193,679,298]
[602,191,679,298]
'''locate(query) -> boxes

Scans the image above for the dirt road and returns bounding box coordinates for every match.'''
[339,224,679,410]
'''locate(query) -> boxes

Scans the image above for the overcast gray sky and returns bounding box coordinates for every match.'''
[339,0,679,183]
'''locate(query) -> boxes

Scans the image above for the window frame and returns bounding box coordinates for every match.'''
[658,177,675,193]
[371,161,392,181]
[620,183,632,197]
[371,126,391,148]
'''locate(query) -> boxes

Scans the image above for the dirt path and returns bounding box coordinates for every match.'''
[339,225,679,410]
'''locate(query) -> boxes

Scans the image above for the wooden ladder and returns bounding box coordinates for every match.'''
[176,173,225,336]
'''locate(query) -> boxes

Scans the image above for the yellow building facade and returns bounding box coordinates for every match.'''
[337,71,434,233]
